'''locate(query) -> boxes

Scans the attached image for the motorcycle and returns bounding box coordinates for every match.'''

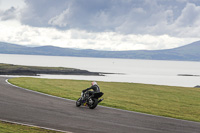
[76,91,104,109]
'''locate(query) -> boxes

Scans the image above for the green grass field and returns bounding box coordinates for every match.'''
[8,77,200,122]
[0,121,61,133]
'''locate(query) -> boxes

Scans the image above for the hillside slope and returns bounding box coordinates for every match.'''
[0,41,200,61]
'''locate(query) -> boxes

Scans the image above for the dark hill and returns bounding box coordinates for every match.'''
[0,41,200,61]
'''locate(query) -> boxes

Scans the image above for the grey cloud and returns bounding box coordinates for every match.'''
[0,7,17,20]
[19,0,200,37]
[21,0,72,27]
[46,0,167,32]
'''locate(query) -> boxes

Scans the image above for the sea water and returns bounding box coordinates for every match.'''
[0,54,200,87]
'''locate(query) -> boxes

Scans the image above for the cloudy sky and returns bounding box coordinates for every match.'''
[0,0,200,51]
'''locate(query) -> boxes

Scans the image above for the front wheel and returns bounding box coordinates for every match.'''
[88,98,98,109]
[76,97,81,107]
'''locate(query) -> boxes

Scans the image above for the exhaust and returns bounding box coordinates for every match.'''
[98,98,103,103]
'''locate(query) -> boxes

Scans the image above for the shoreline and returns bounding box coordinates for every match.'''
[0,63,108,76]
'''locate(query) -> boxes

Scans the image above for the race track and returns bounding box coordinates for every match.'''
[0,76,200,133]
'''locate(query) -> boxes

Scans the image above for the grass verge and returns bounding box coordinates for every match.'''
[9,77,200,122]
[0,121,61,133]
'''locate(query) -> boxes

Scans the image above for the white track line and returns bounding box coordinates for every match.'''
[5,78,200,125]
[5,79,74,102]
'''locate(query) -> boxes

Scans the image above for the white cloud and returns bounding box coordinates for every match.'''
[0,0,26,10]
[170,3,200,37]
[175,3,200,27]
[0,20,199,51]
[48,7,71,27]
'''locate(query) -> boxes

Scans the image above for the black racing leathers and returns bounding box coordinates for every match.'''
[82,85,100,93]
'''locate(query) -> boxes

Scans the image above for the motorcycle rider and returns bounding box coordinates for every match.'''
[76,81,103,108]
[82,81,100,99]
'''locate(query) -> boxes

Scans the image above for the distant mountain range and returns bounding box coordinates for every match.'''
[0,41,200,61]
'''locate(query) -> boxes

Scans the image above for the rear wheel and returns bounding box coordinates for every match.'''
[76,97,81,107]
[88,98,98,109]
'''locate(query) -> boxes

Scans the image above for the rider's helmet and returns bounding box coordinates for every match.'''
[91,81,97,86]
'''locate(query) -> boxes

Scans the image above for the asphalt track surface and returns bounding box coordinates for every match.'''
[0,77,200,133]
